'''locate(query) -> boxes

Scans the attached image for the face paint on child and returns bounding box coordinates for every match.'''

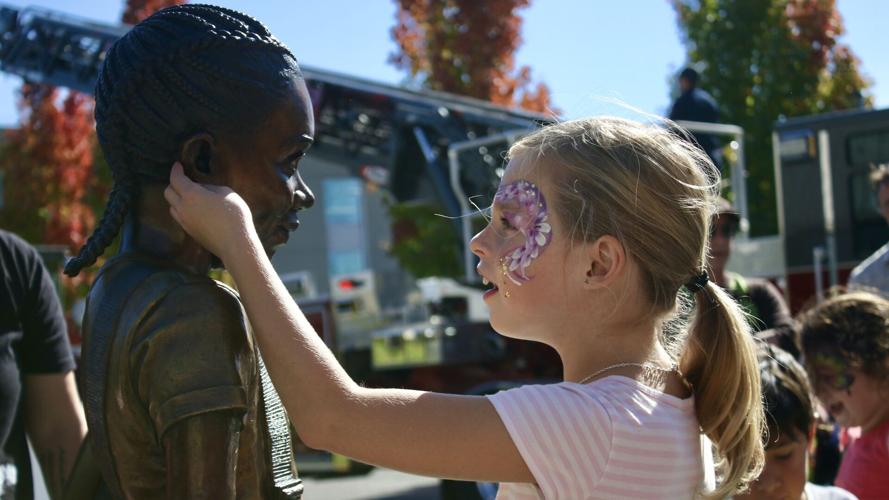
[494,180,552,286]
[809,351,856,394]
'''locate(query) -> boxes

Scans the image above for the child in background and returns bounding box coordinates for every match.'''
[164,116,766,498]
[736,344,857,499]
[799,291,889,500]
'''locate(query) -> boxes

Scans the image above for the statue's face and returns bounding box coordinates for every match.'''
[214,75,316,256]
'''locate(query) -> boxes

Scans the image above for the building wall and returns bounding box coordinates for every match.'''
[270,151,412,312]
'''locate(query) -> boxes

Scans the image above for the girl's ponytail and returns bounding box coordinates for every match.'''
[681,280,764,498]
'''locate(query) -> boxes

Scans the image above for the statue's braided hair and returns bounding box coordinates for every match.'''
[64,4,301,276]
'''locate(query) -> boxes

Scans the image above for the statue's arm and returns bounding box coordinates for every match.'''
[163,412,242,500]
[132,281,253,497]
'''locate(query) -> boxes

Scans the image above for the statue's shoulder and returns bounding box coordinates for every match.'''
[114,256,256,421]
[86,253,249,347]
[94,253,237,308]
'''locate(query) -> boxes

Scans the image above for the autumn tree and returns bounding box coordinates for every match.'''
[1,85,99,286]
[122,0,185,25]
[390,0,555,113]
[0,0,184,335]
[673,0,872,235]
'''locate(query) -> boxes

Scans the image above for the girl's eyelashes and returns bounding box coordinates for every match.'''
[500,216,516,231]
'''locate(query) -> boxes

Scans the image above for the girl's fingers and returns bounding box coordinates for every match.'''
[169,206,180,225]
[164,184,181,207]
[169,162,193,196]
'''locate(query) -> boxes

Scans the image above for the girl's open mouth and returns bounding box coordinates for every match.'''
[829,402,844,416]
[482,277,499,299]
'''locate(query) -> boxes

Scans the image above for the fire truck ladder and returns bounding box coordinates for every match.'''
[0,4,128,93]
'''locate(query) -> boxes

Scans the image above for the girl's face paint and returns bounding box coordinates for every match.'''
[807,350,889,430]
[493,179,552,286]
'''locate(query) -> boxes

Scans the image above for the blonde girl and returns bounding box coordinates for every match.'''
[164,116,764,498]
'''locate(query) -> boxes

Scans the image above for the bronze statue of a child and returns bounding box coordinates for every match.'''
[64,5,314,498]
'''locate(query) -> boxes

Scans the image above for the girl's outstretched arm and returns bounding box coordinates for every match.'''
[165,164,532,483]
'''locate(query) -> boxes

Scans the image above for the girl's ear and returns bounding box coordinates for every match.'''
[179,132,218,183]
[582,235,626,289]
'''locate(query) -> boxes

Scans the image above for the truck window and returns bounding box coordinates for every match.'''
[848,169,889,260]
[847,128,889,166]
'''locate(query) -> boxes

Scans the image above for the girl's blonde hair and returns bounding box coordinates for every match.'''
[509,117,764,497]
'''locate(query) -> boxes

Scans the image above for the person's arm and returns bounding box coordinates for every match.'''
[221,214,529,482]
[165,164,532,483]
[14,233,85,499]
[23,371,87,499]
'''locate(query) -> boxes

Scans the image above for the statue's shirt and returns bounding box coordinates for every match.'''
[81,252,298,499]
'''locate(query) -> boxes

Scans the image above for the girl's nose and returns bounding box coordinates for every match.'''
[470,227,488,258]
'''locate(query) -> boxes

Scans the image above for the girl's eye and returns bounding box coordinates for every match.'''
[500,216,516,230]
[775,452,793,461]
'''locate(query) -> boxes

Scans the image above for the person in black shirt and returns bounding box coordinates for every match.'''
[669,67,723,169]
[0,230,86,499]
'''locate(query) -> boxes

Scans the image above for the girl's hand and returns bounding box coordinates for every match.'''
[165,162,255,261]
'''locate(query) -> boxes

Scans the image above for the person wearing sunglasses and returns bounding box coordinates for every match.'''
[799,291,889,500]
[707,197,793,335]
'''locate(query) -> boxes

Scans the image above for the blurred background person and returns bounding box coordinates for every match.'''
[736,343,856,500]
[707,198,794,337]
[848,164,889,296]
[799,291,889,500]
[0,230,87,499]
[669,67,723,169]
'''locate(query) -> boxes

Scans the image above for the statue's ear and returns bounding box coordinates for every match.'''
[178,132,218,184]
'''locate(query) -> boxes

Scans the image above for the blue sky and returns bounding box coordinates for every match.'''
[0,0,884,126]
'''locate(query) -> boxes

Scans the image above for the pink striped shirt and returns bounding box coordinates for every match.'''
[487,376,711,499]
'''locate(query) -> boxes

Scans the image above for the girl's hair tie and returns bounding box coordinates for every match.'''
[685,270,709,293]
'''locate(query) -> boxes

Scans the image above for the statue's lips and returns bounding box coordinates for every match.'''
[270,220,299,247]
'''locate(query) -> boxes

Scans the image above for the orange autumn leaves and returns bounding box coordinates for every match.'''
[390,0,556,114]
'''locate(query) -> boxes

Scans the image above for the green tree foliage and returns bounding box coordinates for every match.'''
[388,202,464,279]
[673,0,872,235]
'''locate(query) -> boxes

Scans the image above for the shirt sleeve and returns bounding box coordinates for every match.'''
[486,383,612,498]
[131,281,252,439]
[16,236,74,374]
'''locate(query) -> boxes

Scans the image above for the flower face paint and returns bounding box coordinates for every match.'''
[494,180,552,286]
